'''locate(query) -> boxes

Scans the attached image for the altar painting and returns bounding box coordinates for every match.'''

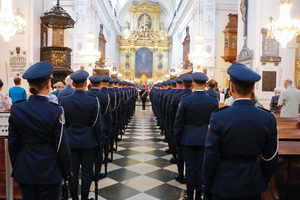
[135,48,153,78]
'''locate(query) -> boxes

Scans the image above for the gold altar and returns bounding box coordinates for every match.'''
[118,2,171,83]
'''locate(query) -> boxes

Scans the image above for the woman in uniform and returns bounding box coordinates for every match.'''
[8,61,72,200]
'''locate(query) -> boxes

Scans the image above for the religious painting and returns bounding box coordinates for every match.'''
[135,48,153,78]
[138,14,152,29]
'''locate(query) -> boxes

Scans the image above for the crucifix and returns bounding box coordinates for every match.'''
[240,0,248,37]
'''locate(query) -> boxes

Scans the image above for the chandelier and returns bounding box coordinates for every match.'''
[0,0,26,42]
[80,33,100,65]
[267,0,300,48]
[189,35,210,70]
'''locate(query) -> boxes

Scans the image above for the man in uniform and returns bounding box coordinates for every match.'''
[205,79,219,100]
[162,80,172,152]
[174,72,219,200]
[165,79,177,163]
[140,85,148,110]
[61,70,102,200]
[169,75,193,184]
[203,63,278,200]
[101,75,116,162]
[88,75,112,179]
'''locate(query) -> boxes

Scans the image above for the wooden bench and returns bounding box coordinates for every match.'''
[262,117,300,200]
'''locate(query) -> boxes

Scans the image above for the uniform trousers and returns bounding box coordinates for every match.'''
[141,99,147,109]
[182,145,204,193]
[177,146,184,177]
[18,182,60,200]
[97,135,105,173]
[70,148,95,200]
[170,131,177,159]
[212,194,261,200]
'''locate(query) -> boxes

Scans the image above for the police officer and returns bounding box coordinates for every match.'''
[60,70,102,200]
[165,79,177,163]
[8,61,72,200]
[139,85,148,110]
[101,75,116,162]
[202,63,278,200]
[174,72,219,200]
[169,75,193,184]
[88,75,113,179]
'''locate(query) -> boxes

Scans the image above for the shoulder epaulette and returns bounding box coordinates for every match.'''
[181,93,192,98]
[14,99,26,104]
[213,106,229,113]
[258,106,271,112]
[87,93,97,98]
[63,93,72,97]
[50,102,60,106]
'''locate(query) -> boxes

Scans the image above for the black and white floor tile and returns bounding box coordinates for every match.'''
[73,102,187,200]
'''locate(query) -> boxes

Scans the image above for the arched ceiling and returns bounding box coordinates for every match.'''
[116,0,176,28]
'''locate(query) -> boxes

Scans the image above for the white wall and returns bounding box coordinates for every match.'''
[168,0,238,85]
[0,0,53,95]
[237,0,300,107]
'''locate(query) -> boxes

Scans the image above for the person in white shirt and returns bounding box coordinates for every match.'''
[278,78,300,117]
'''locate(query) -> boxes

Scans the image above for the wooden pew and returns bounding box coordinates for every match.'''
[262,117,300,200]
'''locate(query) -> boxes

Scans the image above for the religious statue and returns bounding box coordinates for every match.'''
[161,22,164,30]
[126,21,129,30]
[240,0,246,23]
[122,21,131,39]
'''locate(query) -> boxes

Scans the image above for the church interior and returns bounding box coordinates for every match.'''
[1,0,300,199]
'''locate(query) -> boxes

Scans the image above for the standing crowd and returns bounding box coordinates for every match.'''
[8,61,138,200]
[150,63,278,200]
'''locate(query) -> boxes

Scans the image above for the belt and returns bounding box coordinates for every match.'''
[186,124,209,127]
[220,155,257,164]
[68,125,91,129]
[23,143,54,149]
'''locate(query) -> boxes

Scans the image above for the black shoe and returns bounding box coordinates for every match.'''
[170,157,177,164]
[163,139,167,142]
[175,174,186,184]
[160,130,164,135]
[117,138,122,142]
[98,173,107,180]
[165,149,171,154]
[107,158,112,163]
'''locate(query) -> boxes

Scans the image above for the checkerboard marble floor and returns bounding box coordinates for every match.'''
[72,103,187,200]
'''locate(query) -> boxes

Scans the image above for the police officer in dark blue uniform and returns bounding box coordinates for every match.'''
[202,63,278,200]
[169,75,193,184]
[139,85,148,110]
[174,72,219,200]
[165,79,177,163]
[9,61,72,200]
[101,75,116,162]
[60,70,102,200]
[88,75,112,179]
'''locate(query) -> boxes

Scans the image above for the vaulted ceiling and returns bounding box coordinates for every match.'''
[115,0,177,28]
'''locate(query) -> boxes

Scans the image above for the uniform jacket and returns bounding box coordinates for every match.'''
[102,87,116,125]
[58,85,75,103]
[9,95,72,184]
[202,99,278,198]
[205,88,220,100]
[61,90,102,149]
[139,89,148,100]
[174,91,219,146]
[169,89,190,131]
[88,88,113,132]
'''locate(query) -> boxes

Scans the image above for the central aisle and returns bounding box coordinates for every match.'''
[89,103,187,200]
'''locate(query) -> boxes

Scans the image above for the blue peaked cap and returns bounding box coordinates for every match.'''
[22,61,53,83]
[227,63,261,86]
[70,70,89,83]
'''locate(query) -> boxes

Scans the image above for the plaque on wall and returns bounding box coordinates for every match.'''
[262,71,276,92]
[260,28,281,66]
[0,113,9,136]
[9,47,27,77]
